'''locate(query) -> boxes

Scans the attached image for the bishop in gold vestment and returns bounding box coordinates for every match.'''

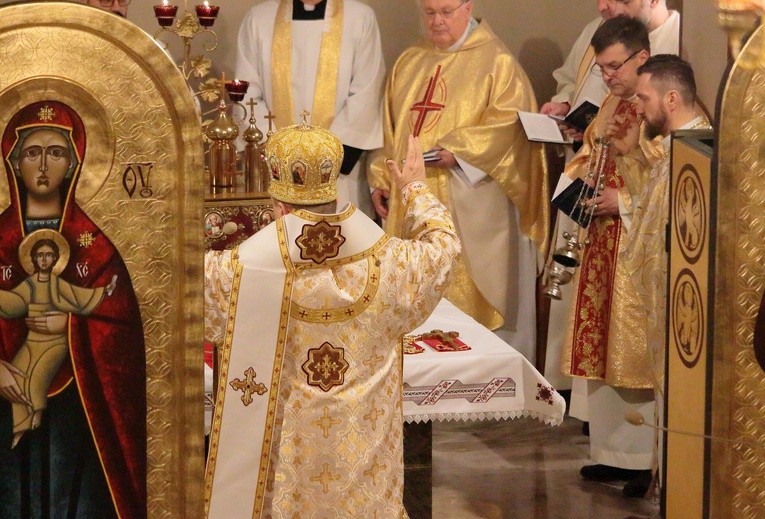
[204,127,459,518]
[369,16,548,334]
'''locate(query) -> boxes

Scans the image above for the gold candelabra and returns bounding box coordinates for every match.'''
[153,0,222,103]
[151,1,274,194]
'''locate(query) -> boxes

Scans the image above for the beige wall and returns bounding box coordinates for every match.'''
[124,0,726,115]
[682,1,728,121]
[122,0,591,106]
[0,1,730,118]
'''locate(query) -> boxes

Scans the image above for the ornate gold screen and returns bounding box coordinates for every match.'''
[711,22,765,519]
[0,3,205,517]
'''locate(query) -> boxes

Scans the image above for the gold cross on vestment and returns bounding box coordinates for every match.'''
[310,462,341,493]
[229,367,268,406]
[363,401,385,431]
[312,406,342,438]
[363,352,384,371]
[363,455,387,486]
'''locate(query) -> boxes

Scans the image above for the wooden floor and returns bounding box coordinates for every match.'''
[416,416,659,519]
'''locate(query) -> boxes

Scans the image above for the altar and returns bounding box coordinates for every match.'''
[403,299,564,425]
[399,299,565,517]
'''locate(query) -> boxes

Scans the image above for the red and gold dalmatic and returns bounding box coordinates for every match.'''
[561,94,655,389]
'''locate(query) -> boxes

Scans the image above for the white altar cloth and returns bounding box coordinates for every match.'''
[204,299,565,433]
[403,299,565,425]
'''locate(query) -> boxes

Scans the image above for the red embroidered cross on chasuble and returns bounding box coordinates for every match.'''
[410,65,446,137]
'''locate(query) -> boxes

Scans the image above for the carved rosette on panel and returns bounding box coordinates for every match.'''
[715,24,765,519]
[0,5,205,518]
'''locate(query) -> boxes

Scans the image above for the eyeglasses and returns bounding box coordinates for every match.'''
[591,50,640,78]
[422,1,470,21]
[99,0,131,6]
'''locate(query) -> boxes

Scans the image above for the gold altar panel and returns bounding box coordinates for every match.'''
[712,23,765,519]
[0,3,205,517]
[666,134,713,519]
[203,193,274,251]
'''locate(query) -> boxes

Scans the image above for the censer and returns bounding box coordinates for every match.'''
[544,136,611,300]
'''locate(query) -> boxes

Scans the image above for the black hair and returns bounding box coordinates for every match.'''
[637,54,697,107]
[591,15,651,55]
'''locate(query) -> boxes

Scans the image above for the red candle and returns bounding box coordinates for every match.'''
[154,2,178,27]
[225,80,250,102]
[195,2,220,28]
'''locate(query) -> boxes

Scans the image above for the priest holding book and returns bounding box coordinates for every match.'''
[554,16,663,498]
[369,0,548,356]
[541,0,681,411]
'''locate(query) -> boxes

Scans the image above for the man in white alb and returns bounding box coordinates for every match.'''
[235,0,385,218]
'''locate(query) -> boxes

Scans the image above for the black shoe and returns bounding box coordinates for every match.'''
[580,464,646,482]
[622,470,653,498]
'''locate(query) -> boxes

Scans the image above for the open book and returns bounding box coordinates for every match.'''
[518,98,601,144]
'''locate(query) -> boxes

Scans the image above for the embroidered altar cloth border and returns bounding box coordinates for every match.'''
[403,299,564,425]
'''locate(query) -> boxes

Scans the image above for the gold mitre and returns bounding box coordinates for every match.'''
[265,121,343,205]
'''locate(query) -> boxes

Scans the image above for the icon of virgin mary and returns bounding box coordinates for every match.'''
[0,100,146,519]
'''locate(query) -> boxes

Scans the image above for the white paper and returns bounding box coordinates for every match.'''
[552,171,574,200]
[518,111,567,144]
[423,150,440,161]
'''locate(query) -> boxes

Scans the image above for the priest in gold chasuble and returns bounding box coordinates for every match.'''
[368,1,548,340]
[204,127,459,518]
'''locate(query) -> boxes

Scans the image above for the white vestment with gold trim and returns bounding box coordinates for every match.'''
[235,0,385,217]
[204,188,459,518]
